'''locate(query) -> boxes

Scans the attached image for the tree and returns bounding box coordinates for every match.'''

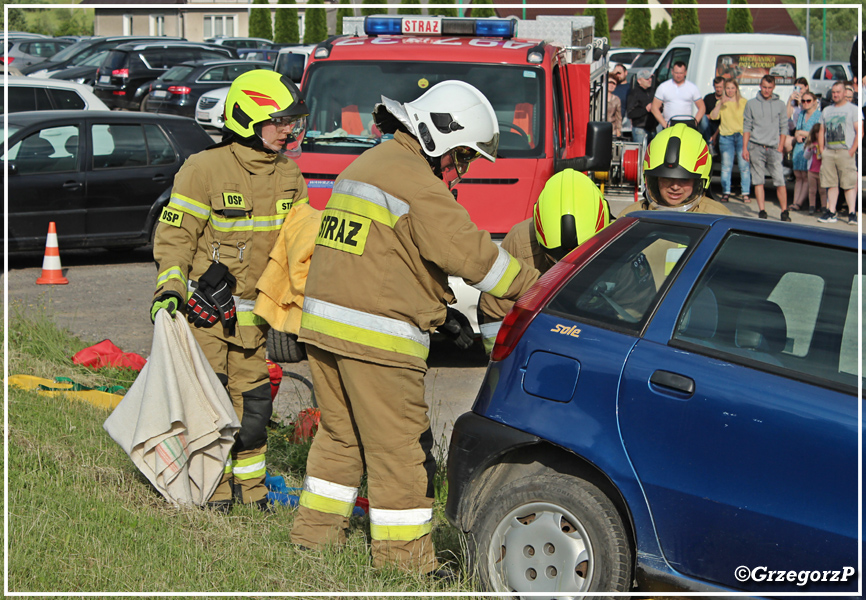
[249,0,273,41]
[275,0,300,44]
[725,0,753,33]
[398,0,422,16]
[671,0,700,39]
[361,0,388,17]
[621,1,653,49]
[427,0,457,18]
[469,0,496,19]
[582,0,610,42]
[303,0,327,43]
[653,19,671,48]
[336,0,353,35]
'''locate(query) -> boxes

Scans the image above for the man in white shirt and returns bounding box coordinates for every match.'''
[651,61,705,130]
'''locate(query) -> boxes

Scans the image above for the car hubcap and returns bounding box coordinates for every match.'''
[489,501,593,596]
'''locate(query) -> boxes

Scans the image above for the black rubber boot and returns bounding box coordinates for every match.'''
[205,500,233,515]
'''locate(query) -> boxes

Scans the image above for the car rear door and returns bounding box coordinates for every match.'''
[4,120,86,250]
[84,117,179,245]
[617,223,860,593]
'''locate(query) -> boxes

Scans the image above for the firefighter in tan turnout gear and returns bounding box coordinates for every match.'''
[150,70,310,513]
[290,81,540,575]
[478,169,611,353]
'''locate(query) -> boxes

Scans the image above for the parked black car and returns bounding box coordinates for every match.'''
[19,35,182,76]
[48,49,110,86]
[2,110,213,252]
[93,41,235,110]
[142,59,272,118]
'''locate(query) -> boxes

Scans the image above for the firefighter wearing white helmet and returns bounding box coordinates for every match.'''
[290,80,539,576]
[478,169,611,353]
[151,70,312,513]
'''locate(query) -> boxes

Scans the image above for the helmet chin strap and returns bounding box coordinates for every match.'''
[650,198,698,212]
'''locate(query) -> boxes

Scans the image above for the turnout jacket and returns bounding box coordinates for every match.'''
[153,143,309,349]
[478,217,554,353]
[298,131,540,372]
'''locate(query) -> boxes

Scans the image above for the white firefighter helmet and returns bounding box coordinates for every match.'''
[378,80,500,162]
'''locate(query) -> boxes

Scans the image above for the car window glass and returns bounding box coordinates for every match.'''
[140,49,164,69]
[6,86,52,113]
[656,48,691,84]
[162,65,194,82]
[8,125,80,174]
[673,232,861,389]
[48,89,86,110]
[92,123,148,169]
[546,221,704,332]
[812,66,822,79]
[144,124,176,165]
[227,64,254,79]
[201,66,228,81]
[827,64,847,79]
[838,275,863,378]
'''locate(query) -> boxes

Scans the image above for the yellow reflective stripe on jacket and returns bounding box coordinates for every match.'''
[327,179,410,228]
[169,193,211,220]
[369,507,433,542]
[302,298,430,360]
[480,321,501,354]
[473,247,521,298]
[223,456,232,474]
[156,266,187,289]
[299,475,358,517]
[232,454,266,480]
[210,214,286,232]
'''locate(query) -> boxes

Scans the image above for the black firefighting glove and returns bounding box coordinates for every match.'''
[438,307,474,350]
[188,262,238,333]
[151,291,183,323]
[186,286,220,329]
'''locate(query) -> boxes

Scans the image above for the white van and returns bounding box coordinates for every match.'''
[653,34,810,109]
[274,44,316,83]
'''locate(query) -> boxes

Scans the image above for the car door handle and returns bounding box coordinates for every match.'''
[650,370,695,396]
[152,174,168,183]
[62,181,83,190]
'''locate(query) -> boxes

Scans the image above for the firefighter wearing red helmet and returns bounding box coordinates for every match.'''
[290,80,540,576]
[150,70,310,513]
[478,169,611,353]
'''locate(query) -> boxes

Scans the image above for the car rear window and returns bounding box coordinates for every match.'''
[545,220,706,333]
[102,49,128,71]
[161,65,195,82]
[672,232,862,390]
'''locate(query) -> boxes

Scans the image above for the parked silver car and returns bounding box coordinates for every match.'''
[808,60,853,98]
[6,37,73,70]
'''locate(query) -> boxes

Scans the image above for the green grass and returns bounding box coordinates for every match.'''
[5,303,476,594]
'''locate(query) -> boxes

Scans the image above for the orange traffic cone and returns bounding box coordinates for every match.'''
[36,222,68,285]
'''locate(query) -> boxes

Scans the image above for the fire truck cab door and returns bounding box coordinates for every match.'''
[561,63,591,160]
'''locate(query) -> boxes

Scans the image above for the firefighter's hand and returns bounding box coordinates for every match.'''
[197,262,237,334]
[438,307,474,350]
[151,292,183,323]
[186,287,220,328]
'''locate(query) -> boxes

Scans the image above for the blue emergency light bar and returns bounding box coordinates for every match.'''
[363,16,515,38]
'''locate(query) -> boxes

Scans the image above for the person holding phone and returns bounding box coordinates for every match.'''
[787,77,810,131]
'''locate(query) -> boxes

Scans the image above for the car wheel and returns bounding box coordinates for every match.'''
[140,93,152,112]
[267,328,306,363]
[471,473,632,597]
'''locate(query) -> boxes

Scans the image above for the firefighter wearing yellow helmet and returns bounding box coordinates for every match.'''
[151,70,312,513]
[621,123,730,216]
[478,169,611,353]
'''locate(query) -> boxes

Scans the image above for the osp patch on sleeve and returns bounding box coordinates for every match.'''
[159,206,183,227]
[222,192,247,210]
[315,209,370,256]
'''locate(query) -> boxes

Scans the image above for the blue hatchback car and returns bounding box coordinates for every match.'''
[446,211,862,596]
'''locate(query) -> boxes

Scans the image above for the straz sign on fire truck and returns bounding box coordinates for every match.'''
[402,17,441,35]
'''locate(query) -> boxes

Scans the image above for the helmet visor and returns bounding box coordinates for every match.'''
[451,146,481,175]
[264,115,307,159]
[477,132,499,160]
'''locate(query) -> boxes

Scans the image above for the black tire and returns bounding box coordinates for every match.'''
[267,328,306,363]
[139,93,152,112]
[471,473,632,597]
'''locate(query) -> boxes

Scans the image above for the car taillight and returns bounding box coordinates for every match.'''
[490,216,638,363]
[112,68,129,78]
[1,57,13,64]
[168,86,191,95]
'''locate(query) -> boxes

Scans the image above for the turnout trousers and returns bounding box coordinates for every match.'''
[191,326,272,504]
[291,345,437,574]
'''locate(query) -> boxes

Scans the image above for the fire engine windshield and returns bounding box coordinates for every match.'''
[301,61,544,158]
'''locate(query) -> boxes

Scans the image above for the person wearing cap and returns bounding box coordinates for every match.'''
[627,69,657,146]
[150,70,310,513]
[289,81,540,576]
[478,169,610,353]
[621,123,731,217]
